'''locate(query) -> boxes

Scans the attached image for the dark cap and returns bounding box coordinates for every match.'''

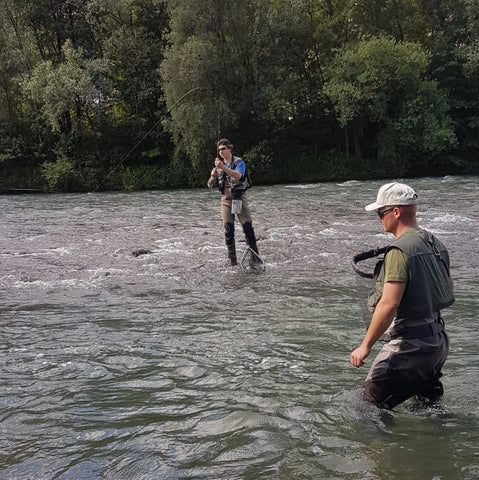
[217,138,233,147]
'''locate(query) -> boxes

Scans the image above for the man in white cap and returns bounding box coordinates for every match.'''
[351,182,455,409]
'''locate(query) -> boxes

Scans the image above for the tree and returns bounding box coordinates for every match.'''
[24,40,106,140]
[324,36,456,172]
[160,0,341,181]
[349,0,431,43]
[1,0,477,191]
[425,0,479,166]
[12,0,171,191]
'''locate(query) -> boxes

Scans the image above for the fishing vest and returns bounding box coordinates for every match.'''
[219,156,251,199]
[368,227,454,323]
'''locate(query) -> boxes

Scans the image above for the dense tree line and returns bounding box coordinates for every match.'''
[0,0,478,192]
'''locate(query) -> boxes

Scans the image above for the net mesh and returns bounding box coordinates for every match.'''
[354,273,374,329]
[240,247,265,273]
[351,247,387,329]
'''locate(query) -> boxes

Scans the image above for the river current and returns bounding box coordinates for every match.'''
[1,175,478,480]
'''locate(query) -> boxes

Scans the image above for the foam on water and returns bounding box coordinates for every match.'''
[0,176,478,480]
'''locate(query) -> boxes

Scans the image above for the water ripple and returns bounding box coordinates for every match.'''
[1,176,478,479]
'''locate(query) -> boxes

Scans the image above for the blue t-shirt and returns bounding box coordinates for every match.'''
[227,158,246,179]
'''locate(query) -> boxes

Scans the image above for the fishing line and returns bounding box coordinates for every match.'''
[215,96,221,142]
[92,86,205,193]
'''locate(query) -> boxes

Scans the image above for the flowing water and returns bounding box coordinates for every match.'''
[1,175,478,480]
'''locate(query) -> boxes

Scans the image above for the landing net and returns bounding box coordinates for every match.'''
[240,247,265,273]
[351,247,387,329]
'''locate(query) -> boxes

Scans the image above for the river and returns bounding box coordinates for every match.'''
[1,175,478,480]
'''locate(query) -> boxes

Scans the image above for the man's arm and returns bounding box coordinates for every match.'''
[350,281,406,367]
[222,164,243,180]
[214,159,243,180]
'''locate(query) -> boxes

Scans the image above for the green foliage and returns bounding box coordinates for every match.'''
[270,149,368,184]
[160,31,224,167]
[243,140,274,182]
[324,36,456,166]
[41,154,77,192]
[120,165,162,191]
[461,0,479,78]
[0,0,478,193]
[24,40,107,138]
[426,0,479,163]
[350,0,431,42]
[160,0,330,177]
[325,37,428,125]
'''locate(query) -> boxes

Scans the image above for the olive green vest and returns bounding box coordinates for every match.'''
[368,227,454,322]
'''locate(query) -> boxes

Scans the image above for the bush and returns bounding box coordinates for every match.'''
[41,156,78,192]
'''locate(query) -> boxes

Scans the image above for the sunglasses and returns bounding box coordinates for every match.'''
[377,207,395,219]
[218,146,229,152]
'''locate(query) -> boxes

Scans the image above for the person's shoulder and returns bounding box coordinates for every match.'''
[387,246,408,258]
[384,247,408,274]
[399,226,424,242]
[406,226,423,235]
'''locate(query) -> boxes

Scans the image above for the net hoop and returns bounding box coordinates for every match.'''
[351,246,387,278]
[240,247,265,273]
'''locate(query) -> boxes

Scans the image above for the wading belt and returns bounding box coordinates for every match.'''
[389,315,444,340]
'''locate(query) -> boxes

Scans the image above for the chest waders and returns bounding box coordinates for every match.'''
[224,222,237,266]
[220,157,258,267]
[352,235,452,410]
[224,221,259,266]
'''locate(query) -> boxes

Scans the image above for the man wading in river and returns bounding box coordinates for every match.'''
[351,182,454,410]
[207,138,259,266]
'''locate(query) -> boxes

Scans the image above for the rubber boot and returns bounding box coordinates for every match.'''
[242,221,259,255]
[224,222,237,266]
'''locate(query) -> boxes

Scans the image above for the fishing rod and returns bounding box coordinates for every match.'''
[92,86,205,193]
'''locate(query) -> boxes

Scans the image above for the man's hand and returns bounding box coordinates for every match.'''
[350,281,405,368]
[350,344,371,367]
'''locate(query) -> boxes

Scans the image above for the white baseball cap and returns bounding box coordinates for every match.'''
[365,182,418,211]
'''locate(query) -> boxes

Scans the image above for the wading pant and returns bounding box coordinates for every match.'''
[220,194,259,265]
[362,330,449,410]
